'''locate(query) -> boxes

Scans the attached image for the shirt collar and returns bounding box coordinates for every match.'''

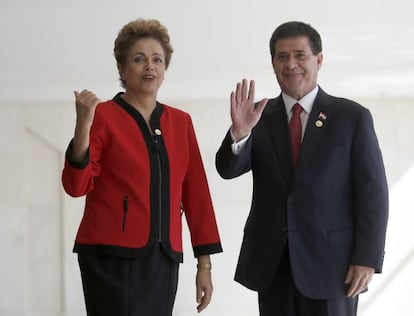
[282,85,319,114]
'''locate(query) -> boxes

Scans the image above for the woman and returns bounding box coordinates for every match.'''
[62,18,222,316]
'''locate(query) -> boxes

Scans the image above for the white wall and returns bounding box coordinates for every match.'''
[1,0,414,315]
[1,96,413,315]
[1,0,414,102]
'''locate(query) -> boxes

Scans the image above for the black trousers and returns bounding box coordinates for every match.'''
[258,248,358,316]
[78,245,179,316]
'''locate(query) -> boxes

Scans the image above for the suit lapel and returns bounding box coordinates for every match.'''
[297,88,334,170]
[264,97,292,181]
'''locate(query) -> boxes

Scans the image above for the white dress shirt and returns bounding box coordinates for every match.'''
[231,86,319,155]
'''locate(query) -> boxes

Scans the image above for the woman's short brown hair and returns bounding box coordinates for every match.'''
[114,19,174,87]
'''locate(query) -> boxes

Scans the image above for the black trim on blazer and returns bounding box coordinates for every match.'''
[193,243,224,258]
[66,139,90,169]
[74,242,161,258]
[112,93,182,262]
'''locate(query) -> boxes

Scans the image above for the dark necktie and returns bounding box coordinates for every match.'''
[289,103,303,169]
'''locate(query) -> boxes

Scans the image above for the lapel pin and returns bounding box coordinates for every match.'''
[318,112,327,120]
[155,128,162,136]
[315,112,327,128]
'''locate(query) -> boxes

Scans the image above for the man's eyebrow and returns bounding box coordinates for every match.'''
[276,50,306,55]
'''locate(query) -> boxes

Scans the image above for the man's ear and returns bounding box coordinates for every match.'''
[271,57,277,74]
[317,52,323,70]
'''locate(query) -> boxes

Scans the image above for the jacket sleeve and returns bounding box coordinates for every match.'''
[215,129,253,179]
[61,108,106,197]
[350,107,389,272]
[181,116,223,257]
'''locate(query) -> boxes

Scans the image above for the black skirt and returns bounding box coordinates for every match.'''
[78,244,179,316]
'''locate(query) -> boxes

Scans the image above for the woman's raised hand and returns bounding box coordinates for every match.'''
[71,89,101,162]
[74,89,101,127]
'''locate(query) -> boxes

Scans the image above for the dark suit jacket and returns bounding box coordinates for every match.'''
[216,87,388,300]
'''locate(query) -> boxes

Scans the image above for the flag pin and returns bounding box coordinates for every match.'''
[315,112,327,128]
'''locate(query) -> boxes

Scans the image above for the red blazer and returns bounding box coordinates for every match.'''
[62,93,222,262]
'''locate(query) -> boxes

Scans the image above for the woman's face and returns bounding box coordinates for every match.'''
[118,38,166,96]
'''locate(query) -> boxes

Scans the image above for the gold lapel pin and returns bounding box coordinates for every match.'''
[315,112,327,128]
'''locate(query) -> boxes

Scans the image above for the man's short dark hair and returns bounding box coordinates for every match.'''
[269,21,322,59]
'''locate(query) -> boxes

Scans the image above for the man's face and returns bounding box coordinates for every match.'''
[272,36,323,100]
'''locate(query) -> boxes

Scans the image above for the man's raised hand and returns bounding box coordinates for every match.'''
[230,79,267,141]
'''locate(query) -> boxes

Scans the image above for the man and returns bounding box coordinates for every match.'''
[216,21,388,316]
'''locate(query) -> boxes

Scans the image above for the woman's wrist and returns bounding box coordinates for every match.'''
[197,262,212,272]
[197,255,211,272]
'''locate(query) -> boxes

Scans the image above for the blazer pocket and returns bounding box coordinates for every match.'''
[328,228,354,245]
[122,195,129,232]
